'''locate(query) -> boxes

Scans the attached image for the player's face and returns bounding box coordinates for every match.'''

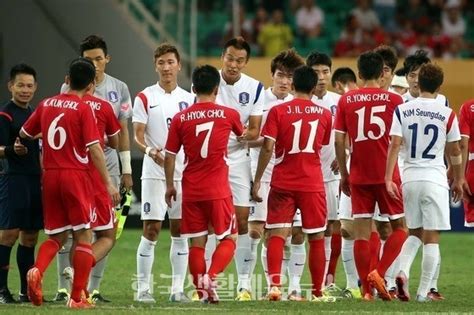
[221,46,248,83]
[8,74,37,106]
[271,69,293,97]
[312,64,331,95]
[82,48,110,80]
[407,67,420,97]
[379,64,394,90]
[155,52,181,85]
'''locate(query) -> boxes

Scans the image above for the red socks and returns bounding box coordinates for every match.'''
[327,233,341,280]
[189,246,206,293]
[369,231,381,272]
[208,238,235,280]
[308,238,325,297]
[267,236,285,287]
[34,238,61,274]
[71,243,94,302]
[377,228,407,276]
[354,239,371,295]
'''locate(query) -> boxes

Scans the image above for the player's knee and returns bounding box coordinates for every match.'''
[19,230,39,247]
[0,229,19,247]
[248,222,264,239]
[389,218,406,232]
[143,221,161,241]
[324,221,334,236]
[236,219,249,234]
[307,231,324,241]
[169,220,181,237]
[291,231,305,245]
[376,223,391,240]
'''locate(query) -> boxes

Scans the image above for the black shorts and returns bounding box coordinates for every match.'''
[0,174,43,230]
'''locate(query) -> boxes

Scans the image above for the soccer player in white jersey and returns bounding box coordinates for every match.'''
[306,52,342,291]
[246,49,305,300]
[209,37,264,301]
[55,35,133,303]
[133,44,194,303]
[385,64,464,302]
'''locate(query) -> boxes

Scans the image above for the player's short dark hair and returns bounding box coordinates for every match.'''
[331,67,356,87]
[154,43,181,63]
[373,45,398,72]
[418,64,443,94]
[394,67,407,77]
[357,51,383,80]
[222,36,251,60]
[192,65,220,95]
[293,66,317,94]
[9,63,37,82]
[80,35,108,56]
[68,58,95,90]
[403,50,431,74]
[270,49,304,75]
[306,51,332,69]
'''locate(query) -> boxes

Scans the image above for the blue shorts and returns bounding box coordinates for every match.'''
[0,174,43,230]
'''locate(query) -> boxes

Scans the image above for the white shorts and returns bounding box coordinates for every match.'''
[402,181,451,230]
[229,161,254,207]
[373,204,390,222]
[293,209,302,227]
[140,179,182,221]
[337,192,352,220]
[249,181,270,222]
[325,180,340,221]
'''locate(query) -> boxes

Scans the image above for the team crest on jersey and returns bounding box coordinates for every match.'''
[179,101,189,111]
[239,92,250,106]
[143,202,151,214]
[330,105,337,115]
[108,91,119,103]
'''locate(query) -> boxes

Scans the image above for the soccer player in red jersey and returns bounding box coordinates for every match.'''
[459,98,474,227]
[164,65,244,303]
[334,51,407,301]
[252,66,333,302]
[20,58,119,308]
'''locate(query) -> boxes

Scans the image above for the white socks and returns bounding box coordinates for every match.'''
[385,255,400,289]
[88,254,108,292]
[136,236,157,293]
[417,244,440,297]
[249,237,260,279]
[205,234,216,271]
[261,244,270,292]
[431,255,441,290]
[341,238,358,289]
[170,236,189,295]
[323,236,332,286]
[398,235,422,279]
[288,243,306,293]
[57,236,73,291]
[235,234,252,291]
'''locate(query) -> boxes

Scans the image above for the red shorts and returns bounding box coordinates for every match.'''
[181,197,236,240]
[350,183,404,219]
[89,169,115,231]
[463,169,474,227]
[42,169,94,235]
[266,188,327,234]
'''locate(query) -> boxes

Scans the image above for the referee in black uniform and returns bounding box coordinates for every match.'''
[0,64,42,303]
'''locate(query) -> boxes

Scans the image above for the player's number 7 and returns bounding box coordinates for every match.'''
[196,121,215,158]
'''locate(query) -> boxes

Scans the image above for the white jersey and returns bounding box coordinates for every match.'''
[216,71,264,164]
[390,97,460,188]
[250,88,293,182]
[132,83,194,180]
[312,91,341,182]
[61,73,132,176]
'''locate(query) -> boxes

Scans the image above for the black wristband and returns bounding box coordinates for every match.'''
[4,145,14,157]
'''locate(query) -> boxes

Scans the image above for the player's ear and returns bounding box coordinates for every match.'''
[7,80,13,92]
[105,54,111,64]
[65,75,70,86]
[85,82,95,94]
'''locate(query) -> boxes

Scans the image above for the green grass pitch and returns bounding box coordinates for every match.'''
[2,229,473,314]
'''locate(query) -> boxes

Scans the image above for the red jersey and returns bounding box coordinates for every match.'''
[262,98,332,192]
[83,94,121,148]
[459,99,474,153]
[334,87,403,184]
[165,102,243,201]
[22,93,101,170]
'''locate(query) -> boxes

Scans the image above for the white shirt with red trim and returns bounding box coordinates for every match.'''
[132,83,194,180]
[390,97,460,187]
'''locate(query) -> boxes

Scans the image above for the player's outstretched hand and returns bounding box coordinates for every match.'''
[165,186,177,208]
[108,183,120,206]
[451,179,464,203]
[340,175,351,197]
[252,181,262,202]
[14,137,28,156]
[385,180,401,201]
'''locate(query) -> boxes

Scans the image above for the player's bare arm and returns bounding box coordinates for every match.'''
[163,152,177,208]
[460,136,472,196]
[252,137,274,202]
[89,142,120,205]
[133,122,164,166]
[385,135,402,201]
[447,141,465,203]
[106,134,119,150]
[335,131,350,196]
[118,119,133,190]
[245,115,263,141]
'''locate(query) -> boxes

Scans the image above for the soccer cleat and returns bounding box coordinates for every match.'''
[0,288,17,304]
[200,274,219,304]
[367,270,391,301]
[53,289,69,302]
[27,267,43,306]
[310,295,337,303]
[170,292,191,303]
[415,294,433,303]
[191,290,200,302]
[287,290,306,301]
[235,288,252,301]
[341,288,362,299]
[388,287,398,299]
[136,290,156,303]
[395,271,410,302]
[67,297,95,309]
[427,288,444,301]
[266,286,282,301]
[322,283,343,298]
[363,292,375,301]
[91,290,111,303]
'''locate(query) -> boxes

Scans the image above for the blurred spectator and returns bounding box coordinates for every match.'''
[373,0,397,32]
[442,0,466,38]
[351,0,380,32]
[222,5,254,45]
[406,29,434,57]
[428,22,451,57]
[426,0,445,23]
[295,0,324,44]
[334,14,363,57]
[251,6,269,44]
[257,9,293,57]
[400,0,430,30]
[442,36,464,59]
